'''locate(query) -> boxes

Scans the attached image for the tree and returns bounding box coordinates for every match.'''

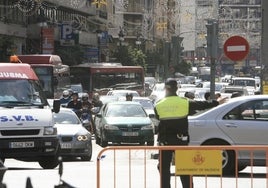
[0,36,15,62]
[114,45,147,71]
[173,59,192,76]
[55,44,85,66]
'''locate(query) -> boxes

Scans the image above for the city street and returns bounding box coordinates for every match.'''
[2,140,268,188]
[0,1,267,188]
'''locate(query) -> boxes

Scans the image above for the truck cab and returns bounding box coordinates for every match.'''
[0,63,60,169]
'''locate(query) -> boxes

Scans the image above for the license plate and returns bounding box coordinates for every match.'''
[60,143,72,149]
[122,132,139,136]
[10,141,34,148]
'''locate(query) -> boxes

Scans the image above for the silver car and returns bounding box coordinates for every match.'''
[132,97,159,133]
[54,108,92,161]
[189,95,268,175]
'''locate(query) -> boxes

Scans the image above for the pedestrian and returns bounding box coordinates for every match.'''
[184,91,195,100]
[5,81,29,102]
[67,92,82,117]
[215,92,221,100]
[126,93,133,101]
[204,92,211,100]
[92,93,103,108]
[154,78,226,188]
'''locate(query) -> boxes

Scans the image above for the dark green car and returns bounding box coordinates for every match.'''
[94,101,155,147]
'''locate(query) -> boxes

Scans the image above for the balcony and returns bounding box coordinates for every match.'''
[46,0,96,16]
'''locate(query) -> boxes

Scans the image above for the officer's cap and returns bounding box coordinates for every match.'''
[165,78,178,89]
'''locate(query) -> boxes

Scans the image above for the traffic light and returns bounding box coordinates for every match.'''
[206,20,218,59]
[206,23,213,58]
[178,36,184,61]
[171,36,184,65]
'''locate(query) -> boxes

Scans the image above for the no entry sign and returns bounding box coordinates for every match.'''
[223,36,250,61]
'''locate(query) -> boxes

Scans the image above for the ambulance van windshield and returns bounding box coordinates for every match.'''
[0,80,46,105]
[0,63,48,106]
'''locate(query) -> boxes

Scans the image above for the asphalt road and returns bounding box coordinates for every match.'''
[2,140,268,188]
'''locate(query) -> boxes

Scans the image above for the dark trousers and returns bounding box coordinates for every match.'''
[158,139,193,188]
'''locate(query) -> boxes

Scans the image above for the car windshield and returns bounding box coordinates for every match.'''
[109,91,139,97]
[53,111,80,124]
[233,79,255,87]
[133,99,154,109]
[0,80,46,106]
[70,84,83,93]
[106,104,147,117]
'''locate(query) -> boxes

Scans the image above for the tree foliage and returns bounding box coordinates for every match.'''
[114,45,147,71]
[173,59,192,75]
[0,36,15,62]
[55,44,85,66]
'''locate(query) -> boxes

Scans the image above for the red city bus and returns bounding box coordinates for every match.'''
[14,54,70,99]
[69,63,145,97]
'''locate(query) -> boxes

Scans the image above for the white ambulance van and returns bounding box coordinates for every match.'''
[0,62,60,169]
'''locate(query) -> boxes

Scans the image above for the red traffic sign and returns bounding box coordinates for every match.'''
[223,36,250,61]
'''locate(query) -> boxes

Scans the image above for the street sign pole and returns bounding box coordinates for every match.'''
[261,1,268,94]
[206,19,218,99]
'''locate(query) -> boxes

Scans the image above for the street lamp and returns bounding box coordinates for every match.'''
[117,27,125,63]
[97,30,103,63]
[38,19,48,54]
[135,34,142,49]
[118,27,124,46]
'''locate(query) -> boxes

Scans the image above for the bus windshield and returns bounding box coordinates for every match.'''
[70,63,145,96]
[31,66,53,98]
[16,55,70,99]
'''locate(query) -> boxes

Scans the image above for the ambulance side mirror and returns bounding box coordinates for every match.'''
[52,99,60,113]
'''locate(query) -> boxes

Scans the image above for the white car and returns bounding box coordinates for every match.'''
[106,90,140,97]
[189,95,268,175]
[149,83,165,104]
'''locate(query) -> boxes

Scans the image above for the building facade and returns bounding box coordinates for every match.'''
[0,0,107,63]
[218,0,262,76]
[0,0,262,78]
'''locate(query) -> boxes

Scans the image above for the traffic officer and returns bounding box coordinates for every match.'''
[154,78,225,188]
[126,93,133,101]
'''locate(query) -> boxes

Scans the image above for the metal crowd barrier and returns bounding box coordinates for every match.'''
[96,145,268,188]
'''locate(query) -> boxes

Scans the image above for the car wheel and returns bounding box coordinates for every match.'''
[139,142,145,145]
[238,163,247,172]
[81,142,92,161]
[0,158,5,163]
[95,135,100,145]
[100,136,108,147]
[203,140,235,175]
[39,157,59,169]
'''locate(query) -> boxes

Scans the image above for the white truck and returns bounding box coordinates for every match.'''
[0,62,60,169]
[229,77,256,95]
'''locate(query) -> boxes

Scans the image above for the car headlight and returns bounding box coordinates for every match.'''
[77,135,89,141]
[141,124,154,130]
[104,124,119,130]
[44,127,57,135]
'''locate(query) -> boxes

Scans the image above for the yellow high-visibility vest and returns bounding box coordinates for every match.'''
[155,96,189,120]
